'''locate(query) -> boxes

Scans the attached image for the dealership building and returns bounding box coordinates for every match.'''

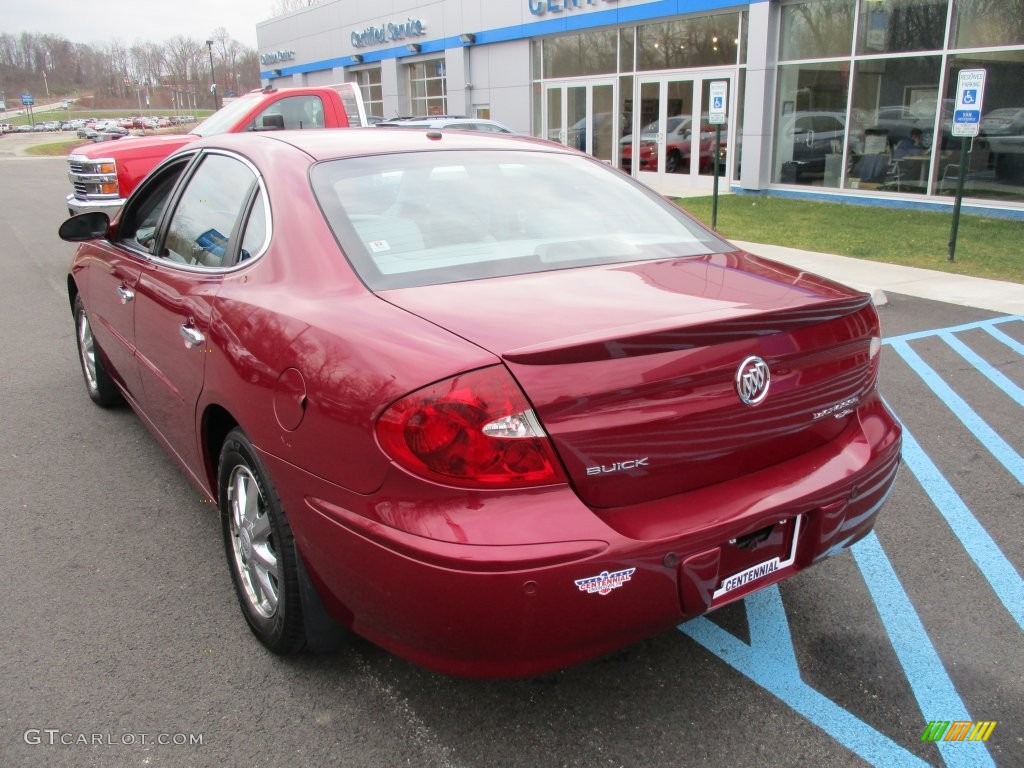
[256,0,1024,217]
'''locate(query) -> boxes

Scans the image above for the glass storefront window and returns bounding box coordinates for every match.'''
[774,62,851,186]
[780,0,856,60]
[408,59,447,116]
[738,11,748,66]
[856,0,948,54]
[940,51,1024,202]
[950,0,1024,49]
[543,30,618,78]
[350,67,383,118]
[733,69,745,181]
[637,14,740,71]
[846,57,942,193]
[620,28,635,72]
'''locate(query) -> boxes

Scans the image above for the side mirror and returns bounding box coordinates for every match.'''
[59,211,111,242]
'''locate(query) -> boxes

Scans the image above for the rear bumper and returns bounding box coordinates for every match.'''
[262,396,901,678]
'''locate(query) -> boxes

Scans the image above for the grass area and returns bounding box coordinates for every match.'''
[3,108,214,129]
[26,140,90,156]
[677,194,1023,284]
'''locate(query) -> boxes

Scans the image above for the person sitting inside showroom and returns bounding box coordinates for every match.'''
[893,128,926,161]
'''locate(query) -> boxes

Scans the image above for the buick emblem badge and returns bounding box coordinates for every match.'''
[735,356,770,405]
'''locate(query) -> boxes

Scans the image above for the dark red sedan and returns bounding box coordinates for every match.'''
[60,128,901,678]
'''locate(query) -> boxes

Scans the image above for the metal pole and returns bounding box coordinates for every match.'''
[948,136,970,263]
[712,125,721,231]
[206,41,219,111]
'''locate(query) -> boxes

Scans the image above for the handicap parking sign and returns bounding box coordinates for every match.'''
[708,80,728,125]
[953,69,986,137]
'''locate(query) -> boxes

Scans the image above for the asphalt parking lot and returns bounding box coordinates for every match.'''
[1,152,1020,768]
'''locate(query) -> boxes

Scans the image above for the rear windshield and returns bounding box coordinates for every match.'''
[310,149,731,290]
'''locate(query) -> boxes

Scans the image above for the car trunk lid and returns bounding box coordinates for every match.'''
[379,252,879,507]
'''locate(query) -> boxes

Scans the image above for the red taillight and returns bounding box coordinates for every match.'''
[376,366,567,488]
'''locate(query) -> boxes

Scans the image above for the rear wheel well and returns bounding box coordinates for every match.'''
[203,405,238,495]
[67,275,79,313]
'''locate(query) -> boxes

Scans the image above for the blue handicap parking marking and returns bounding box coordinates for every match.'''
[679,315,1023,767]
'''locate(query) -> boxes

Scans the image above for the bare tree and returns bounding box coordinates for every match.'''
[0,28,257,110]
[271,0,329,14]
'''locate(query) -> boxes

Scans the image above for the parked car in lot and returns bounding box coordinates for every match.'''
[376,115,514,133]
[65,83,368,217]
[60,128,902,678]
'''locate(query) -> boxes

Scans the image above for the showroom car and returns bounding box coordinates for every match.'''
[620,115,728,174]
[60,128,902,678]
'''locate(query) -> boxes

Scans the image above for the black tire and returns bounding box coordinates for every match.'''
[666,150,683,174]
[218,428,307,654]
[73,294,123,407]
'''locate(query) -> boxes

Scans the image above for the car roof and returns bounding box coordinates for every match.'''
[185,127,565,162]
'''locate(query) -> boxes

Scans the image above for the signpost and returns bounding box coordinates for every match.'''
[708,80,728,231]
[948,69,986,262]
[21,92,34,127]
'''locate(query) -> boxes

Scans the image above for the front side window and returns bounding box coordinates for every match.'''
[310,150,730,290]
[117,157,193,253]
[163,154,259,268]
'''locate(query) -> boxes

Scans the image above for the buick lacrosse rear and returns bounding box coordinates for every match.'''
[62,129,901,677]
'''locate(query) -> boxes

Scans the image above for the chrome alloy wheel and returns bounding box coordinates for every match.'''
[227,465,280,619]
[77,308,99,393]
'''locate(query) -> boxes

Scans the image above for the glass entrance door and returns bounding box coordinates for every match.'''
[545,80,619,166]
[627,73,733,194]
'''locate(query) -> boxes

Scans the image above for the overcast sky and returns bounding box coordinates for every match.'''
[5,0,273,49]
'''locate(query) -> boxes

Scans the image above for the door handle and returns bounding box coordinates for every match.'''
[179,324,205,348]
[117,285,134,304]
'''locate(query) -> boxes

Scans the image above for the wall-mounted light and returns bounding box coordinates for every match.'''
[351,54,363,64]
[459,33,476,45]
[406,43,421,54]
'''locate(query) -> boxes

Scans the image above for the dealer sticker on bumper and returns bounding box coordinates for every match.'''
[575,568,636,596]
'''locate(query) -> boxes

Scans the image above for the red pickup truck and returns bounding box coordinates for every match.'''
[66,83,367,216]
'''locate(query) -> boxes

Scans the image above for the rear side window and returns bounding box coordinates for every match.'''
[253,96,326,130]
